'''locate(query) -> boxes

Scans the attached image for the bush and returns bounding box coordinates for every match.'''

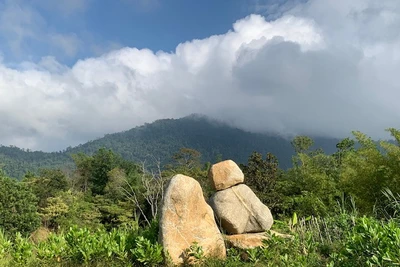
[0,175,40,235]
[0,229,12,263]
[131,236,163,266]
[12,232,34,264]
[335,217,400,266]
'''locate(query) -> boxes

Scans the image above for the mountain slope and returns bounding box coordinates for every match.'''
[0,146,74,178]
[0,115,340,178]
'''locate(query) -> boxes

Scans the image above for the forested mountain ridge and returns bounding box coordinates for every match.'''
[0,115,340,178]
[0,146,74,179]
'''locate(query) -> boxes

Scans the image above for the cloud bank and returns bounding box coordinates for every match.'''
[1,0,400,151]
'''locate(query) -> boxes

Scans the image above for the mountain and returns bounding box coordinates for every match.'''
[0,115,340,178]
[0,146,74,179]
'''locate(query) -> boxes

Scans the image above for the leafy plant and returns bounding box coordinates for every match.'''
[336,217,400,266]
[0,229,12,261]
[245,248,260,264]
[183,242,205,265]
[36,232,67,263]
[64,226,103,263]
[289,212,298,230]
[130,236,163,266]
[0,175,40,235]
[12,232,33,264]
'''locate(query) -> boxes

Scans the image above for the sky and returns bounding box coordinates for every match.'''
[0,0,400,151]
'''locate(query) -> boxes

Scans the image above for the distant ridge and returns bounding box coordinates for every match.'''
[0,115,340,178]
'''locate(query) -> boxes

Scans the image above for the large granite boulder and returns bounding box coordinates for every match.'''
[159,174,226,265]
[210,184,273,234]
[209,160,244,191]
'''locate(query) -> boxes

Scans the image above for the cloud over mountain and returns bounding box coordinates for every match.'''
[1,0,399,151]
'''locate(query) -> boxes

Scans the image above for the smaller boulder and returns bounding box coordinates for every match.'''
[210,184,273,234]
[209,160,244,191]
[224,231,293,249]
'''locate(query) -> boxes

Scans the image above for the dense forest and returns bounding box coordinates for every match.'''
[0,115,339,178]
[1,127,400,266]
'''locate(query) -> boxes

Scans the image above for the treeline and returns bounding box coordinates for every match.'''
[0,146,73,178]
[0,116,340,179]
[0,129,400,266]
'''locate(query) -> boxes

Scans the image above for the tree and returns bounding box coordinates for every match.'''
[71,149,143,227]
[72,148,140,196]
[164,148,211,197]
[41,190,102,230]
[278,140,340,217]
[71,152,92,192]
[123,162,168,226]
[241,152,281,211]
[340,130,400,214]
[335,137,355,165]
[171,148,202,171]
[23,169,68,208]
[164,147,205,180]
[292,152,340,216]
[0,173,40,235]
[90,148,119,195]
[291,136,314,154]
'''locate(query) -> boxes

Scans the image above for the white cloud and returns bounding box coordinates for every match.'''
[1,0,400,151]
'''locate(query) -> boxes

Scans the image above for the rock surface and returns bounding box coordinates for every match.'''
[224,231,293,249]
[208,160,244,191]
[210,184,273,234]
[159,174,226,265]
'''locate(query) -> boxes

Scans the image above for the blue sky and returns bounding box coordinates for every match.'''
[1,0,400,151]
[0,0,269,65]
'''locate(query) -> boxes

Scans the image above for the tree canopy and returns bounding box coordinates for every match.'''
[0,171,40,235]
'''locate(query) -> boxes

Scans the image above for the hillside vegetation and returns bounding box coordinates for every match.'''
[0,115,339,178]
[1,128,400,266]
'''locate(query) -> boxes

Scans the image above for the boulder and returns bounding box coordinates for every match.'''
[224,231,293,249]
[210,184,273,234]
[159,174,226,265]
[224,233,267,249]
[209,160,244,191]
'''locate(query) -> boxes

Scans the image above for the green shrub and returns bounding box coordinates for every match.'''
[140,219,159,243]
[36,232,67,262]
[335,217,400,266]
[64,226,104,263]
[0,175,40,235]
[0,229,12,262]
[130,236,163,266]
[101,228,130,260]
[183,242,206,265]
[12,232,34,264]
